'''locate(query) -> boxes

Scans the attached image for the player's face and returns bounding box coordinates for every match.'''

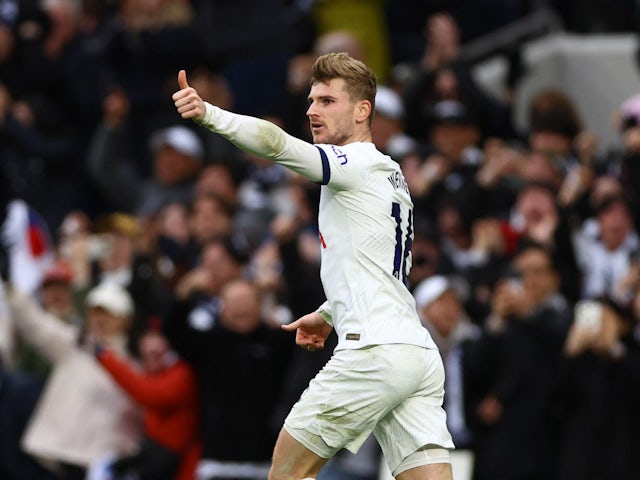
[306,78,358,145]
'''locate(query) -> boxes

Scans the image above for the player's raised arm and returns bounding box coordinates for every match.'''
[171,69,324,183]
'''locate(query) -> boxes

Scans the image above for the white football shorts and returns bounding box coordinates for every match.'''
[284,344,454,474]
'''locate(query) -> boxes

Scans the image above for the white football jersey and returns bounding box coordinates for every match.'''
[313,143,436,350]
[198,103,437,351]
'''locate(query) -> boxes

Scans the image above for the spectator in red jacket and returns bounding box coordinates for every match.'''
[95,326,201,480]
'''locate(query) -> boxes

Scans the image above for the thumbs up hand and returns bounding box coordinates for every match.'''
[172,69,206,122]
[177,69,189,90]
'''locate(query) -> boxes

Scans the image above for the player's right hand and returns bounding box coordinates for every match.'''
[172,70,206,122]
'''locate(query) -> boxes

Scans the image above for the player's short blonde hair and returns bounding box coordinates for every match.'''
[311,52,377,126]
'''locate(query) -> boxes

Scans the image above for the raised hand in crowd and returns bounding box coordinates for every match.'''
[475,138,524,189]
[489,275,534,325]
[422,13,461,71]
[469,218,506,260]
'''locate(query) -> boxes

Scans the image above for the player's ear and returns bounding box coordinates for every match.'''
[355,100,372,124]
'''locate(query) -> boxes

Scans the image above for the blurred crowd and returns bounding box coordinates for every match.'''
[1,1,640,480]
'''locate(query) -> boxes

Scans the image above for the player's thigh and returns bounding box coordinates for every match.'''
[269,427,328,480]
[374,348,454,476]
[284,345,424,457]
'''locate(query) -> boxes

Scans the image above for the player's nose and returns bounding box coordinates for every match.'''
[306,102,318,118]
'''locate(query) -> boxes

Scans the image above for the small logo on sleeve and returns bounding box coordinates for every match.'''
[346,333,360,341]
[319,230,327,249]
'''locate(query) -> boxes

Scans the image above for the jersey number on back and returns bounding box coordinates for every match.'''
[391,202,413,285]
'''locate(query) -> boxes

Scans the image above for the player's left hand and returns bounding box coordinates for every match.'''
[282,312,333,351]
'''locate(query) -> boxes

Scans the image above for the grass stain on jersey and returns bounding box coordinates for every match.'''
[255,121,286,158]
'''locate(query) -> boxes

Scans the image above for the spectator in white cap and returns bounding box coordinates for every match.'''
[414,275,478,347]
[5,281,140,479]
[87,88,206,216]
[371,85,417,160]
[85,281,135,336]
[149,125,205,183]
[414,274,480,457]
